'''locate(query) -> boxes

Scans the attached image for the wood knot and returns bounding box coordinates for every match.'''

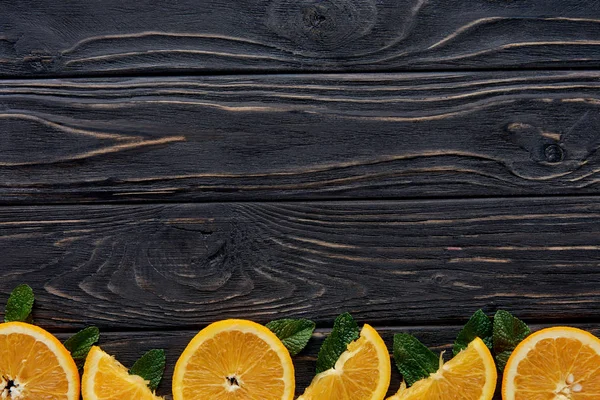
[506,122,566,164]
[431,273,449,287]
[543,144,564,163]
[507,111,600,170]
[267,0,378,53]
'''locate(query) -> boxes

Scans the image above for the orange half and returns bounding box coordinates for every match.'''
[0,321,80,400]
[172,319,295,400]
[502,326,600,400]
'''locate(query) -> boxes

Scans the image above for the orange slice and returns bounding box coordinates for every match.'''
[387,337,496,400]
[297,324,391,400]
[82,346,162,400]
[502,326,600,400]
[172,319,295,400]
[0,321,80,399]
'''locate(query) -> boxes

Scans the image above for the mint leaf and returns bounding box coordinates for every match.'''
[64,326,100,365]
[393,333,439,386]
[453,309,493,356]
[129,349,166,392]
[315,313,360,373]
[4,284,34,323]
[493,310,530,372]
[266,319,316,356]
[495,350,512,373]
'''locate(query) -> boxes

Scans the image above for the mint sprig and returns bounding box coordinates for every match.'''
[4,284,34,323]
[129,349,166,392]
[454,309,493,356]
[315,313,360,373]
[64,326,100,366]
[266,319,316,356]
[393,333,439,386]
[493,310,530,372]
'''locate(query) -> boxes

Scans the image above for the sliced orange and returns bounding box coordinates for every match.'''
[0,321,80,399]
[297,324,391,400]
[387,337,497,400]
[172,319,295,400]
[502,326,600,400]
[82,346,162,400]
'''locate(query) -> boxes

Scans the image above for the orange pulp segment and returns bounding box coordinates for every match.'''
[387,337,497,400]
[297,324,391,400]
[82,346,162,400]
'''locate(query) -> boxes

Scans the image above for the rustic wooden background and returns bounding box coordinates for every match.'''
[2,1,600,398]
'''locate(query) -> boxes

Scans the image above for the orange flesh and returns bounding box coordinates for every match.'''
[414,350,488,399]
[513,337,600,400]
[300,335,382,399]
[400,352,486,400]
[90,350,160,400]
[0,332,73,399]
[389,338,496,400]
[181,330,287,399]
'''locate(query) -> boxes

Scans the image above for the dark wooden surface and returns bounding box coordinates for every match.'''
[2,2,600,400]
[1,199,600,330]
[3,72,600,204]
[2,0,600,76]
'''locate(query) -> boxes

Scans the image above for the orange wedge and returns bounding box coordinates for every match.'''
[172,319,295,400]
[82,346,162,400]
[0,321,80,399]
[387,337,496,400]
[298,324,391,400]
[502,326,600,400]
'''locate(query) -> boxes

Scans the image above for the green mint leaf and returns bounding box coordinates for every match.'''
[129,349,166,392]
[495,350,512,373]
[4,284,34,323]
[453,309,493,356]
[64,326,100,364]
[266,319,316,356]
[393,333,439,387]
[493,310,530,372]
[315,312,360,373]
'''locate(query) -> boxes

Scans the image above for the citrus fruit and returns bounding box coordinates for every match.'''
[387,337,496,400]
[297,324,391,400]
[0,321,80,400]
[82,346,162,400]
[502,326,600,400]
[172,319,295,400]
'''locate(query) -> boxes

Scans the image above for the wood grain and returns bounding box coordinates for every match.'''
[54,323,600,398]
[3,1,598,395]
[1,1,600,76]
[1,198,600,330]
[3,72,600,203]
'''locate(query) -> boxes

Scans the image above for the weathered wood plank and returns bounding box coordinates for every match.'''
[3,72,600,203]
[1,198,600,330]
[55,324,600,398]
[1,1,600,76]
